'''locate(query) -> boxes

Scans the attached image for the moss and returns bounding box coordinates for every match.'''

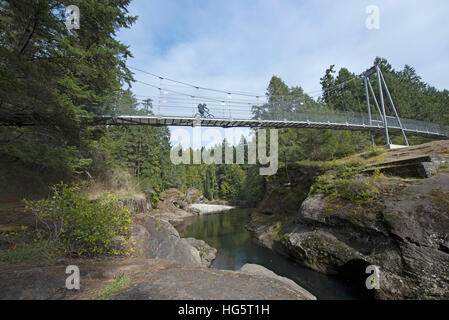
[349,207,362,221]
[323,196,346,214]
[270,222,283,241]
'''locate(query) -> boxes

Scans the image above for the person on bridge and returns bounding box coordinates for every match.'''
[197,103,209,117]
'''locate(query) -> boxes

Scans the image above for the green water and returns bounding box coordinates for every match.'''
[178,208,366,300]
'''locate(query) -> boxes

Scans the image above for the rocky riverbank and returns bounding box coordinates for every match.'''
[247,140,449,300]
[0,195,314,300]
[152,188,234,225]
[0,257,315,300]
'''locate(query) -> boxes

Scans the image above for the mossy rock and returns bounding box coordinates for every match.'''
[281,230,362,274]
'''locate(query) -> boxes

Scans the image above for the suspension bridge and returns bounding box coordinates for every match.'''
[3,65,448,145]
[93,113,448,140]
[92,65,449,146]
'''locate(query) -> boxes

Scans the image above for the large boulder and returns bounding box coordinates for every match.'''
[184,238,217,267]
[131,215,202,267]
[116,196,206,267]
[238,264,316,300]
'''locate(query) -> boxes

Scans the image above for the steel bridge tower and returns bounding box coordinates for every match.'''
[363,65,409,149]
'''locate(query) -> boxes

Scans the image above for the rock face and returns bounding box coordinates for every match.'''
[0,258,315,300]
[184,238,217,267]
[238,264,316,300]
[156,189,194,214]
[121,196,152,214]
[363,155,448,178]
[109,261,315,300]
[0,265,79,300]
[279,173,449,299]
[131,214,203,267]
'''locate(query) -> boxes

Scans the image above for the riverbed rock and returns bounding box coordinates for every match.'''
[0,258,315,300]
[184,238,217,267]
[238,264,316,300]
[109,261,315,300]
[131,215,202,267]
[281,229,364,275]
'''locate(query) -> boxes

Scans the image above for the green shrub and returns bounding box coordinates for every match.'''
[309,164,360,196]
[309,165,382,201]
[335,178,379,201]
[24,183,134,256]
[309,174,336,196]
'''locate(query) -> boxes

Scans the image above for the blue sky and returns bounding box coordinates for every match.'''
[118,0,449,93]
[116,0,449,147]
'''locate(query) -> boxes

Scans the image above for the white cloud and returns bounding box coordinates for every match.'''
[117,0,449,145]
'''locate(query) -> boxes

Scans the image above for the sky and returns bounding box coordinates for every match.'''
[116,0,449,147]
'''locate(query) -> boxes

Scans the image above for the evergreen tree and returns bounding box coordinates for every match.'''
[0,0,136,176]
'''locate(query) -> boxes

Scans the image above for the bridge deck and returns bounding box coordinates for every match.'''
[93,115,449,139]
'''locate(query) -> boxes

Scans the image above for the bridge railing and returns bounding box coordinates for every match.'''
[255,109,449,136]
[97,104,449,137]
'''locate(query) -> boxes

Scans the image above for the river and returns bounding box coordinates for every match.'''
[177,208,367,300]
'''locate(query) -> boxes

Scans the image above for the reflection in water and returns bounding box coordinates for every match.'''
[178,208,364,300]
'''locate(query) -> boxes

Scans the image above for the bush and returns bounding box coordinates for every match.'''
[24,183,133,256]
[336,178,379,201]
[309,165,382,201]
[309,174,336,195]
